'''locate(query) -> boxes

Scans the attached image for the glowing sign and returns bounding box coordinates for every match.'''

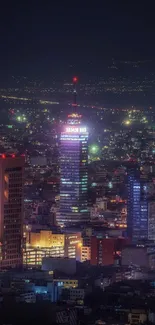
[66,127,87,133]
[70,240,81,244]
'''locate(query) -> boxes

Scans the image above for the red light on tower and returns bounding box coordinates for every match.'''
[72,77,78,106]
[2,154,6,159]
[12,154,15,158]
[73,76,78,83]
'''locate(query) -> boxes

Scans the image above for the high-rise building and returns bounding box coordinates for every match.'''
[57,78,89,227]
[127,164,148,242]
[0,154,24,268]
[57,122,89,226]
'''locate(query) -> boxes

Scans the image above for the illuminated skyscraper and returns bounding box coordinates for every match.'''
[57,122,89,226]
[0,154,24,268]
[57,78,89,226]
[127,164,148,242]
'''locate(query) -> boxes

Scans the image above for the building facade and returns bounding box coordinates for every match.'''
[91,236,129,266]
[91,237,115,266]
[64,232,82,261]
[24,230,83,266]
[29,230,65,248]
[0,155,24,268]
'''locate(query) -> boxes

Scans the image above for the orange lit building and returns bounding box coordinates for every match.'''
[24,230,83,266]
[29,230,65,248]
[23,247,64,267]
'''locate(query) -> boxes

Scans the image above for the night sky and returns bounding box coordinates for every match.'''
[1,2,155,81]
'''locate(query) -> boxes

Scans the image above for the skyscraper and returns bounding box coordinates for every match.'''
[57,78,89,227]
[127,164,148,242]
[57,122,89,227]
[0,154,24,268]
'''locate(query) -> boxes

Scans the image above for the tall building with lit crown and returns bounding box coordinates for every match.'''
[0,154,24,268]
[57,78,89,227]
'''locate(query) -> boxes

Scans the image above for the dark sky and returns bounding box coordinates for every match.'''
[1,1,155,81]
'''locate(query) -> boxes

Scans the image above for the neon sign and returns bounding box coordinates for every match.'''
[65,127,87,133]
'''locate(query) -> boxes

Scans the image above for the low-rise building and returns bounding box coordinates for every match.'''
[53,279,78,289]
[16,292,36,303]
[61,288,85,302]
[24,230,83,266]
[122,245,155,269]
[128,309,147,324]
[42,257,76,275]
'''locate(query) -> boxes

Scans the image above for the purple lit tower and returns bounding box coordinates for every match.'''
[56,78,89,227]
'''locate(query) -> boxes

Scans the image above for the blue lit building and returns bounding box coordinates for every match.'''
[127,165,148,242]
[34,282,60,302]
[57,115,89,227]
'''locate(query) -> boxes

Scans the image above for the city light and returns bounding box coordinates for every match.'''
[73,76,78,83]
[124,120,131,125]
[89,144,99,154]
[108,182,113,189]
[16,115,27,122]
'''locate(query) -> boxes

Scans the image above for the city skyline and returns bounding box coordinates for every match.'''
[1,2,155,323]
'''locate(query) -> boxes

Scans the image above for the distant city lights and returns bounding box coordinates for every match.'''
[16,115,27,122]
[108,182,113,189]
[124,120,131,125]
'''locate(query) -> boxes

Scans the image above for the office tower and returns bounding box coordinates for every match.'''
[140,183,148,239]
[127,164,148,242]
[127,164,140,240]
[57,122,89,226]
[0,154,24,268]
[57,78,89,227]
